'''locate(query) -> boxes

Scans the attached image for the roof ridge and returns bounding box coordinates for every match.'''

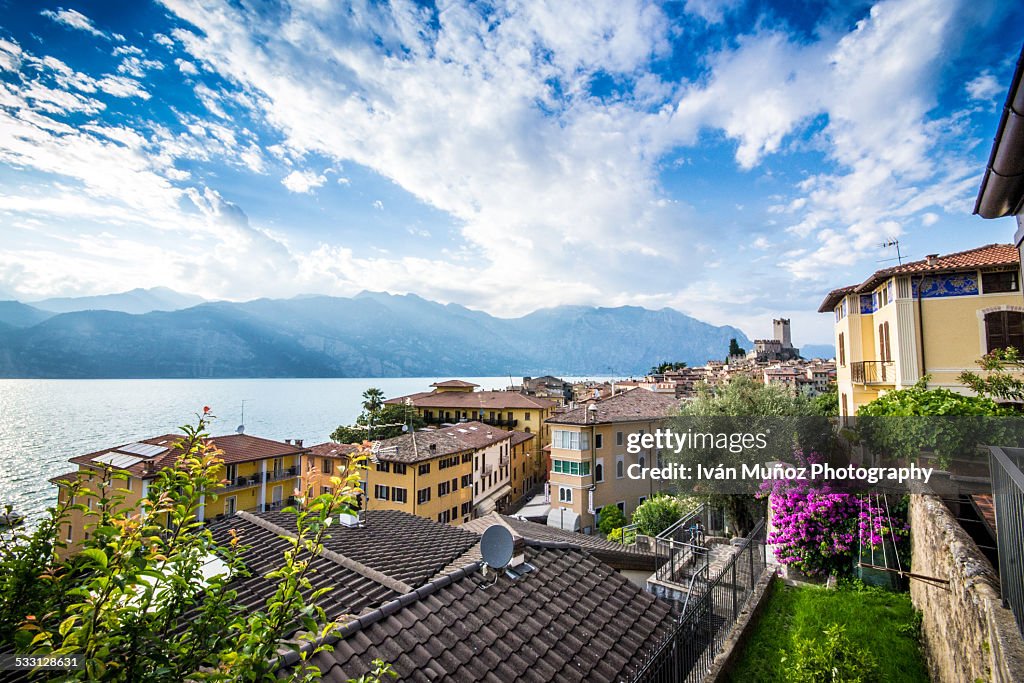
[276,560,483,671]
[234,511,413,594]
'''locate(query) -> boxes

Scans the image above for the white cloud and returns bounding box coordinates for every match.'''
[966,71,1002,101]
[281,169,327,193]
[684,0,744,24]
[41,8,108,39]
[372,200,384,210]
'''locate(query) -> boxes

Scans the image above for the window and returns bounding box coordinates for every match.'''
[841,393,848,417]
[321,486,333,495]
[65,525,72,543]
[226,463,237,481]
[374,484,390,500]
[417,487,431,504]
[638,455,645,469]
[322,459,333,475]
[639,496,647,505]
[226,496,237,515]
[595,459,604,483]
[616,501,625,514]
[558,486,573,503]
[394,463,407,475]
[552,459,591,476]
[418,463,430,476]
[985,311,1024,353]
[838,332,846,366]
[461,501,472,516]
[882,322,891,362]
[438,510,451,524]
[438,481,451,497]
[616,431,624,446]
[461,474,472,488]
[983,271,1019,293]
[552,430,589,450]
[391,487,407,503]
[615,455,625,479]
[461,453,472,463]
[525,412,531,421]
[376,461,391,473]
[595,433,603,449]
[451,506,458,519]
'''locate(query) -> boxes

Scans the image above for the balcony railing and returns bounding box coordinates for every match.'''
[851,360,895,385]
[423,415,519,428]
[222,466,299,491]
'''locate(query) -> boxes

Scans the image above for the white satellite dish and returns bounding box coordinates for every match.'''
[480,525,514,570]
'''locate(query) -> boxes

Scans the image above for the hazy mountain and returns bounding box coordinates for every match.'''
[0,301,54,328]
[0,292,752,378]
[801,344,836,360]
[31,287,206,315]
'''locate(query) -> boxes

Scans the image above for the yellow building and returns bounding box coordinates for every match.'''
[818,244,1024,416]
[545,389,680,534]
[313,421,518,526]
[51,433,308,554]
[509,431,540,504]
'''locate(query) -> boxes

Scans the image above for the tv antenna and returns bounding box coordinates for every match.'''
[878,239,905,265]
[236,399,248,434]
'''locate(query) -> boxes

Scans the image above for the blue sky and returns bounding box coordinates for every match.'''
[0,0,1021,344]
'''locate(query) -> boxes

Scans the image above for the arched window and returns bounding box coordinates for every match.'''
[595,462,604,482]
[985,311,1024,353]
[638,455,646,469]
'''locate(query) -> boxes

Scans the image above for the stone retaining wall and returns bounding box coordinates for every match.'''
[909,490,1024,683]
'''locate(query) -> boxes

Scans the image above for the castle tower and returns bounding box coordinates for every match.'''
[773,318,792,349]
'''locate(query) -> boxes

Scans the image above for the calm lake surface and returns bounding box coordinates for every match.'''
[0,377,613,520]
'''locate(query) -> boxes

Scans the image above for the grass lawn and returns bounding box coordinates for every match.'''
[729,581,929,682]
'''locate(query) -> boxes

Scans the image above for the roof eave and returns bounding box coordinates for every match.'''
[975,44,1024,220]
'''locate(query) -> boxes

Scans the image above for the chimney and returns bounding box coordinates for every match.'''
[284,439,292,445]
[295,439,303,448]
[926,254,939,266]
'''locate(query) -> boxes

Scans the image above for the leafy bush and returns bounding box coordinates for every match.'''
[631,495,695,536]
[784,623,880,682]
[597,505,626,535]
[332,401,425,443]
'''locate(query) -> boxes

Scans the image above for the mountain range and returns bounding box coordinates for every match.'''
[0,289,832,378]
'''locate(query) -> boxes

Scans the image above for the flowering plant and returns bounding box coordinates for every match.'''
[759,451,908,577]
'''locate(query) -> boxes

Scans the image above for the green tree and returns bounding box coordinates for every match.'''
[650,361,687,375]
[597,505,626,536]
[728,338,745,357]
[632,495,698,537]
[332,402,425,443]
[959,347,1024,403]
[361,387,385,414]
[669,376,832,536]
[2,411,387,682]
[810,383,839,417]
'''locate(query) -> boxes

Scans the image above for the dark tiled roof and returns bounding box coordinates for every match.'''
[294,546,675,682]
[308,442,361,459]
[67,433,306,479]
[387,390,556,410]
[547,390,680,425]
[818,244,1019,312]
[461,513,656,571]
[509,430,536,447]
[259,509,480,588]
[207,512,398,622]
[373,421,512,464]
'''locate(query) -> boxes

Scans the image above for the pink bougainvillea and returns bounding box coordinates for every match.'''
[759,451,908,578]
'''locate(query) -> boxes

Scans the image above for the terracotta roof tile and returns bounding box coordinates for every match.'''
[386,389,556,410]
[371,421,513,464]
[430,380,480,388]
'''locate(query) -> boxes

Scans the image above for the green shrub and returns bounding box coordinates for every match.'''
[784,623,880,683]
[598,505,626,535]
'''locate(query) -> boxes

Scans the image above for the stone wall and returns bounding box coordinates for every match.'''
[909,490,1024,683]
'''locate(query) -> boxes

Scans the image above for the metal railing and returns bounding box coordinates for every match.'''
[627,520,767,683]
[989,446,1024,637]
[658,504,706,543]
[850,360,895,384]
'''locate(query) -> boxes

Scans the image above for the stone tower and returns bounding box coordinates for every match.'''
[773,318,792,349]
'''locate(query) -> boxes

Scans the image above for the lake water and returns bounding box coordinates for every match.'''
[0,377,613,520]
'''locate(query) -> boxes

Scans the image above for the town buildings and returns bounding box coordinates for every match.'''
[819,243,1024,416]
[50,433,308,554]
[544,389,680,533]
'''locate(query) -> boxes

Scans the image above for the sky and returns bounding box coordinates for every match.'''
[0,0,1021,344]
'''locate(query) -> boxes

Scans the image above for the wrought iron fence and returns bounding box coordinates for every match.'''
[989,446,1024,637]
[627,519,767,683]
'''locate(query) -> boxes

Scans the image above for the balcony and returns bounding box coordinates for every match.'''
[422,415,519,428]
[851,360,895,385]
